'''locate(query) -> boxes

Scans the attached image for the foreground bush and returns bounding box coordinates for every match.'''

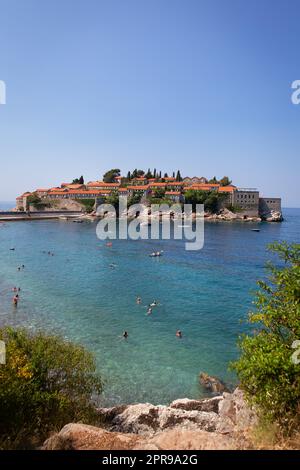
[232,242,300,431]
[0,328,102,448]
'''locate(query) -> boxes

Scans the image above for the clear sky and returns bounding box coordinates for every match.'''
[0,0,299,206]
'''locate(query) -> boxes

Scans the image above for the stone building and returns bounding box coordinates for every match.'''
[231,189,260,217]
[259,198,282,217]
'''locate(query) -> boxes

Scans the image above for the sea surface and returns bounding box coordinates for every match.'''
[0,208,299,405]
[0,201,15,211]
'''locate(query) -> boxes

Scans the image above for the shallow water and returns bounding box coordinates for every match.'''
[0,208,299,405]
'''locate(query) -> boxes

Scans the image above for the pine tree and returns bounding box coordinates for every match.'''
[176,170,182,181]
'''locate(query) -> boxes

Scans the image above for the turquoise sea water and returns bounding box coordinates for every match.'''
[0,209,299,405]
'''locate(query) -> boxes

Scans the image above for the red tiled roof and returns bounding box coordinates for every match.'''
[64,184,85,189]
[87,182,119,187]
[165,191,181,195]
[128,185,149,190]
[149,182,167,187]
[218,186,236,193]
[49,190,112,196]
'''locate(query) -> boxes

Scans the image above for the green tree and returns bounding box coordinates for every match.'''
[72,176,84,184]
[176,170,182,181]
[126,171,131,180]
[208,176,219,184]
[0,328,102,449]
[231,242,300,428]
[152,188,165,199]
[127,192,142,206]
[219,176,232,186]
[103,169,120,183]
[145,168,152,179]
[106,191,120,213]
[27,193,42,206]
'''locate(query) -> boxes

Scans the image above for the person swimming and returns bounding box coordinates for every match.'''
[123,331,128,339]
[150,300,158,307]
[13,294,19,306]
[147,307,152,315]
[176,330,182,338]
[136,296,142,304]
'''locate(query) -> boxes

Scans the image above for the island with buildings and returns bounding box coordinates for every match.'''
[12,170,282,222]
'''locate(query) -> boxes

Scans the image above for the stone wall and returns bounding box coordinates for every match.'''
[259,198,282,217]
[232,190,259,217]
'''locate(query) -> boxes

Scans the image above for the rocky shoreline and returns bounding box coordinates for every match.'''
[42,387,257,450]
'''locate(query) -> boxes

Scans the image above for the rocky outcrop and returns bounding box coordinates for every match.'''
[42,423,239,450]
[265,210,283,222]
[199,372,231,394]
[98,403,219,436]
[42,388,256,450]
[170,396,222,413]
[216,388,257,434]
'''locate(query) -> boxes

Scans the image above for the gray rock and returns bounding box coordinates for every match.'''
[170,396,222,413]
[199,372,230,394]
[216,388,257,434]
[42,423,238,450]
[108,403,219,436]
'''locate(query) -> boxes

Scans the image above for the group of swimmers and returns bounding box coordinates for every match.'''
[42,250,54,256]
[133,296,182,337]
[12,287,21,306]
[17,265,25,271]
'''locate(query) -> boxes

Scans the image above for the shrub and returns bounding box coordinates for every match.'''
[76,198,95,213]
[231,242,300,430]
[0,328,102,448]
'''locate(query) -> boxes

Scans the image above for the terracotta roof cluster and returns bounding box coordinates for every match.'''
[17,177,237,201]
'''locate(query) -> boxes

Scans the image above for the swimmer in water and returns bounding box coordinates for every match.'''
[176,330,182,338]
[17,267,21,271]
[147,307,152,315]
[150,300,158,307]
[136,296,142,304]
[123,331,128,339]
[13,294,19,306]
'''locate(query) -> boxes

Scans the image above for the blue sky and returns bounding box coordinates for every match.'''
[0,0,299,206]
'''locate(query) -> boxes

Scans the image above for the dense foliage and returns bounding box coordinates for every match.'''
[77,198,95,213]
[232,242,300,429]
[103,168,121,183]
[184,190,226,213]
[72,176,84,184]
[0,328,102,448]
